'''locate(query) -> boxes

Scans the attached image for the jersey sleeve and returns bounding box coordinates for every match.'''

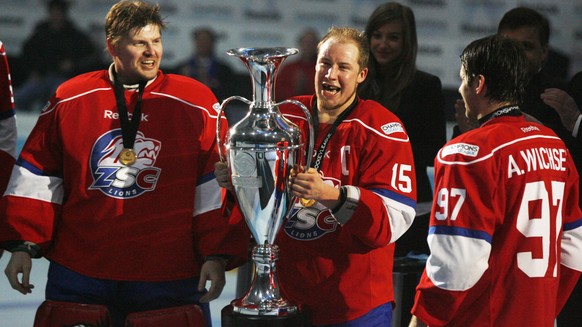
[412,142,497,326]
[190,87,250,268]
[0,100,63,250]
[557,151,582,310]
[337,116,417,248]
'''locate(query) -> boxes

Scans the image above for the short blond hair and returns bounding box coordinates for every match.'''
[317,26,369,71]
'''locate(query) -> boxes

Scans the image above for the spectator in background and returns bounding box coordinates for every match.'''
[542,72,582,141]
[359,2,446,205]
[358,2,447,259]
[454,7,569,138]
[498,7,569,139]
[276,27,319,101]
[0,40,17,260]
[174,27,235,101]
[543,48,571,85]
[15,0,97,112]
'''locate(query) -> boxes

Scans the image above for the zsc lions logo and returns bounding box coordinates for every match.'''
[89,129,161,199]
[284,206,338,241]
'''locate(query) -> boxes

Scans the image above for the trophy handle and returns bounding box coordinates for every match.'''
[275,99,315,171]
[216,95,253,162]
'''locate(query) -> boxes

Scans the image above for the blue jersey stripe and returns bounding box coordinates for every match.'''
[16,158,50,177]
[370,187,416,209]
[0,108,15,120]
[197,171,216,186]
[429,225,493,244]
[564,217,582,231]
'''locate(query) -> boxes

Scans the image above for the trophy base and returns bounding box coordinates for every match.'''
[221,304,310,327]
[230,297,297,316]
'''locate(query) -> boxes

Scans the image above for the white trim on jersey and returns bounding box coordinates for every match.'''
[0,115,16,158]
[344,118,410,143]
[561,226,582,271]
[372,190,416,244]
[426,233,491,291]
[151,91,217,118]
[5,165,64,203]
[193,176,222,217]
[40,88,113,116]
[438,134,563,166]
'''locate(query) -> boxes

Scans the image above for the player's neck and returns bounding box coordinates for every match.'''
[477,101,513,120]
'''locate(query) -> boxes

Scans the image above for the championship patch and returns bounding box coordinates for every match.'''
[442,142,479,157]
[89,129,162,199]
[284,204,338,241]
[381,122,404,135]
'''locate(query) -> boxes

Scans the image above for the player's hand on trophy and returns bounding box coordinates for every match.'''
[214,161,233,190]
[290,166,342,209]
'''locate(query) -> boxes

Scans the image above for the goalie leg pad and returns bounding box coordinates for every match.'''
[124,304,206,327]
[33,300,111,327]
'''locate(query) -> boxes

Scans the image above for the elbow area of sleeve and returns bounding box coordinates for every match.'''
[426,233,491,291]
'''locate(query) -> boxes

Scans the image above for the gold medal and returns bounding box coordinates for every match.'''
[300,198,316,207]
[119,148,137,166]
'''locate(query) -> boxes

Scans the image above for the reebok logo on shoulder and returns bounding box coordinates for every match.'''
[381,122,404,135]
[442,143,479,157]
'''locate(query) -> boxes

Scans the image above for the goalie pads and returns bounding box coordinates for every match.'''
[33,300,111,327]
[124,304,206,327]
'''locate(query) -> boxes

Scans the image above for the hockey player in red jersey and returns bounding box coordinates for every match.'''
[216,26,417,326]
[0,1,247,326]
[409,35,582,327]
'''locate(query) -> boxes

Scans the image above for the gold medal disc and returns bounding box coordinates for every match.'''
[119,148,137,166]
[300,198,316,207]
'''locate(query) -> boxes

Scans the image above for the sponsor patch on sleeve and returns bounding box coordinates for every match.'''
[442,143,479,157]
[381,122,405,135]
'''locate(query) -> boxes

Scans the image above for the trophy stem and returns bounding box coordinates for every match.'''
[231,244,297,316]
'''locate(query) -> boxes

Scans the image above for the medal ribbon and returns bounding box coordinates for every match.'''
[299,97,358,207]
[478,105,521,126]
[310,97,358,170]
[113,73,146,151]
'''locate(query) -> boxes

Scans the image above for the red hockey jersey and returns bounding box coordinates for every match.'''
[277,95,417,325]
[412,114,582,326]
[0,68,248,281]
[0,40,16,193]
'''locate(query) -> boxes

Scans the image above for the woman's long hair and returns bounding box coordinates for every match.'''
[358,2,417,110]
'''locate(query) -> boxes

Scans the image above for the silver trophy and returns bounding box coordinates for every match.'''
[216,48,314,316]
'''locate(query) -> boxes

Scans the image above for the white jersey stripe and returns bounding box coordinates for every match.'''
[4,165,64,204]
[426,233,491,291]
[438,133,562,166]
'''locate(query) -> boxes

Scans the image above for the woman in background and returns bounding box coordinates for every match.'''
[359,2,446,206]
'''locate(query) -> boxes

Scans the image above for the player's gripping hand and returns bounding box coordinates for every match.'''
[214,161,233,191]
